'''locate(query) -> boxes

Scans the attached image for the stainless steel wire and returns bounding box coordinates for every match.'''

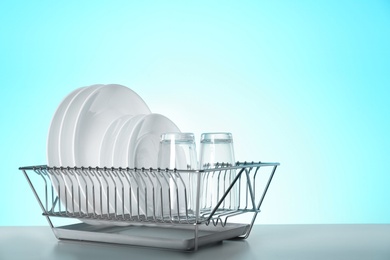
[21,162,279,227]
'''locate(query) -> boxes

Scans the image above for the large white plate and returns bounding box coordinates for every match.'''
[59,84,104,167]
[47,85,103,221]
[52,84,151,217]
[50,85,104,221]
[72,84,151,216]
[47,87,85,167]
[73,84,151,168]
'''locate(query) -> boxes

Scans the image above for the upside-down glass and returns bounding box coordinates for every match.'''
[199,132,238,211]
[157,133,198,219]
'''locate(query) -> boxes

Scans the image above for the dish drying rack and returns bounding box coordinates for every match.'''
[20,161,279,251]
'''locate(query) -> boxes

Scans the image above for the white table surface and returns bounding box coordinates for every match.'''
[1,224,389,260]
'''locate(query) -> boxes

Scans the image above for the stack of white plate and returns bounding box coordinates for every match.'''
[46,84,180,219]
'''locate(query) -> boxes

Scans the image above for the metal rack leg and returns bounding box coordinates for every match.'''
[22,170,54,229]
[241,165,278,239]
[194,223,199,251]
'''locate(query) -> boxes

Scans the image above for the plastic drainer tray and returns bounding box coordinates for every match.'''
[54,222,249,251]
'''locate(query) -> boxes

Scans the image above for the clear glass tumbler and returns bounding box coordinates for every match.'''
[199,132,238,211]
[157,132,198,219]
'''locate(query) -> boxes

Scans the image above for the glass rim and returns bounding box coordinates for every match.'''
[160,132,195,142]
[200,132,233,142]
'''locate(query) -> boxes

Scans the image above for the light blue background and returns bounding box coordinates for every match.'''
[1,0,389,225]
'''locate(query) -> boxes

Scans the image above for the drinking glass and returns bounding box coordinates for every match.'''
[199,132,238,211]
[157,132,198,219]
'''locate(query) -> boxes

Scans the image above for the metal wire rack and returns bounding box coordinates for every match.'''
[20,161,279,251]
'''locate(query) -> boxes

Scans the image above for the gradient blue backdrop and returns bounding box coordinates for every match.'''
[1,0,389,225]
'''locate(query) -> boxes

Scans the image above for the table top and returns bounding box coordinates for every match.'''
[1,224,389,260]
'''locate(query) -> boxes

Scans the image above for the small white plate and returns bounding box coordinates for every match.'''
[112,114,147,168]
[132,113,181,169]
[130,114,181,216]
[109,114,146,216]
[98,114,134,168]
[97,114,140,219]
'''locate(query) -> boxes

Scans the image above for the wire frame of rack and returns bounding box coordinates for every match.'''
[20,161,279,251]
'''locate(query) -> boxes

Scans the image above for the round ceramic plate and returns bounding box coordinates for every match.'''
[54,84,151,217]
[54,85,104,217]
[98,114,134,168]
[47,85,103,219]
[59,84,104,167]
[73,84,151,168]
[112,114,146,168]
[132,113,181,169]
[47,87,85,167]
[103,114,146,216]
[130,114,181,217]
[73,84,151,216]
